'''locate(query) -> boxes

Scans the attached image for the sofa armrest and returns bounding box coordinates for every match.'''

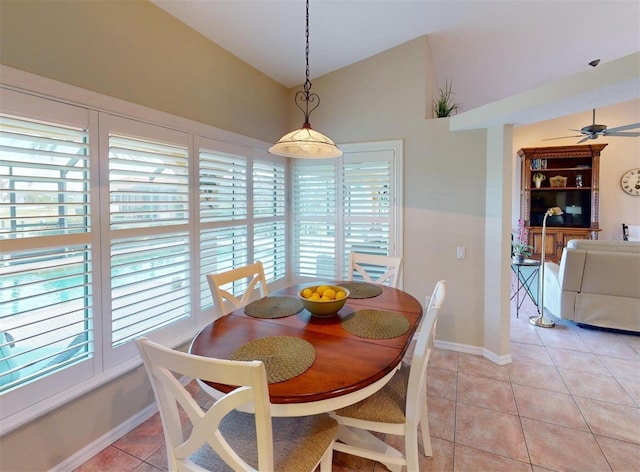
[544,262,561,291]
[543,262,564,317]
[557,248,586,292]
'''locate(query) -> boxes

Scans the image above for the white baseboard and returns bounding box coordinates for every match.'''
[51,376,194,471]
[434,340,512,365]
[483,348,513,366]
[50,403,159,472]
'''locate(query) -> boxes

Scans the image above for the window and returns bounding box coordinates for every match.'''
[291,160,337,279]
[0,83,287,432]
[253,160,286,282]
[197,143,288,316]
[291,141,403,282]
[108,131,191,347]
[197,141,249,313]
[0,95,97,417]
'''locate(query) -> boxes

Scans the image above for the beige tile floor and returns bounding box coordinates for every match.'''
[75,284,640,472]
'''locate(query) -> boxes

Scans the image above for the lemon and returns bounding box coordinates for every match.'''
[335,291,346,300]
[309,292,321,300]
[323,288,336,300]
[302,288,313,299]
[320,295,332,301]
[316,285,330,296]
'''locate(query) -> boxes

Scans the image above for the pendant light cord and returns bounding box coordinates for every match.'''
[298,0,318,126]
[304,0,311,95]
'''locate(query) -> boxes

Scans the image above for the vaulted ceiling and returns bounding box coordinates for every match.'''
[151,0,640,112]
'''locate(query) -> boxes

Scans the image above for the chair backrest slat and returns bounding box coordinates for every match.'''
[348,252,403,287]
[207,261,268,317]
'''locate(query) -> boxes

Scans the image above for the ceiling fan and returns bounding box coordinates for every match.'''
[545,109,640,144]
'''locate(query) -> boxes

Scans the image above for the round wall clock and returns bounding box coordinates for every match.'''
[621,168,640,196]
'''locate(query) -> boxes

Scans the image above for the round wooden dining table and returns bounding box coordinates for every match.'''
[190,281,423,417]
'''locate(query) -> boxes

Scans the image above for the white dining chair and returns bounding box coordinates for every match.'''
[207,261,268,317]
[348,252,403,287]
[136,337,337,472]
[330,280,446,472]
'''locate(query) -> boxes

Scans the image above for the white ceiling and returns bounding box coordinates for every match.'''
[151,0,640,112]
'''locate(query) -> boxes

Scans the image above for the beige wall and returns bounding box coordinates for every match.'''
[0,0,289,143]
[307,36,490,348]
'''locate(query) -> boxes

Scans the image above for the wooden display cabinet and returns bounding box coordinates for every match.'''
[518,144,607,261]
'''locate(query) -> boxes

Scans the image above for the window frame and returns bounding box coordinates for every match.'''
[289,140,404,285]
[0,68,286,434]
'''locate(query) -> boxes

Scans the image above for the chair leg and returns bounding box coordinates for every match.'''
[419,396,433,457]
[405,427,421,472]
[319,442,334,472]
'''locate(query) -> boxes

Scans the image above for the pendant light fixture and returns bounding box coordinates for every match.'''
[269,0,342,159]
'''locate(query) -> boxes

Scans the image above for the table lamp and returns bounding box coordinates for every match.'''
[530,206,563,328]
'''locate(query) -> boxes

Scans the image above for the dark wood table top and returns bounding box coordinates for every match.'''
[190,281,423,416]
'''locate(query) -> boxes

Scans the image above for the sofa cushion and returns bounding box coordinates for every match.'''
[567,239,640,253]
[580,251,640,298]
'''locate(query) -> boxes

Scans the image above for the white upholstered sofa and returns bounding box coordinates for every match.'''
[543,239,640,332]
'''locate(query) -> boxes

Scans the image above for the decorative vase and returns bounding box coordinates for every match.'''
[513,254,525,264]
[533,173,546,189]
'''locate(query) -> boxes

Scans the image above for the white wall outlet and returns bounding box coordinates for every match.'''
[456,246,466,259]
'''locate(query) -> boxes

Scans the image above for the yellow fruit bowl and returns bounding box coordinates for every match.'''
[298,285,350,317]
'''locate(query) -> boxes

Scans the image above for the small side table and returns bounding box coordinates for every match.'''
[510,258,540,317]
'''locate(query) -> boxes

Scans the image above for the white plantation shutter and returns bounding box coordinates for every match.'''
[109,136,190,229]
[106,120,191,356]
[253,161,285,218]
[292,161,338,278]
[253,161,286,281]
[254,221,286,281]
[199,151,247,223]
[0,103,95,404]
[198,145,249,311]
[0,116,91,238]
[199,225,248,310]
[342,157,393,280]
[291,141,402,282]
[110,233,190,346]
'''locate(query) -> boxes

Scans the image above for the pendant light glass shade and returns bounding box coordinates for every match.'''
[269,0,341,159]
[269,123,342,159]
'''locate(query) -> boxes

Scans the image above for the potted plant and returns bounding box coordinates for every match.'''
[433,80,461,118]
[512,219,532,263]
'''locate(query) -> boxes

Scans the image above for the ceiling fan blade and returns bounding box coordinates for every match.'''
[577,136,591,144]
[542,134,583,141]
[604,122,640,133]
[604,131,640,138]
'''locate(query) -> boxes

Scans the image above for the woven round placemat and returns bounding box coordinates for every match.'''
[244,296,304,319]
[341,309,410,339]
[337,282,383,299]
[229,336,315,384]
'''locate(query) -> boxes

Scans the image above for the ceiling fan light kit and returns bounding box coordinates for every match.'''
[269,0,342,159]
